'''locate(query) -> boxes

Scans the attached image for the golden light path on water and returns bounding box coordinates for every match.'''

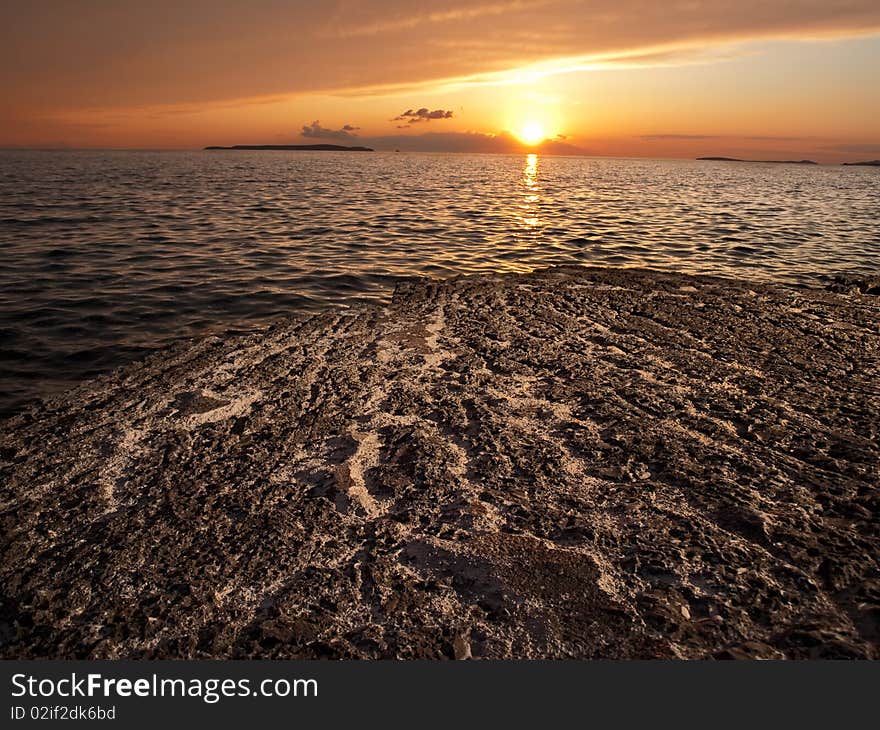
[520,153,540,229]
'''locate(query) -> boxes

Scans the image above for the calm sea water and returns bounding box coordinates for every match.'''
[1,150,878,415]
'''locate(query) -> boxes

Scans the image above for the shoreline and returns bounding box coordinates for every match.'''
[2,266,877,422]
[1,266,878,658]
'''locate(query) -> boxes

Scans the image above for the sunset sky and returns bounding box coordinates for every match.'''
[2,1,880,161]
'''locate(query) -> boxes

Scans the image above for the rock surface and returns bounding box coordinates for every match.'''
[1,266,878,659]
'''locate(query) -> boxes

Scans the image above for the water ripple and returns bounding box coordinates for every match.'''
[0,149,878,415]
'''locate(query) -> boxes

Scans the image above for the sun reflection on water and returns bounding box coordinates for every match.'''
[520,153,540,228]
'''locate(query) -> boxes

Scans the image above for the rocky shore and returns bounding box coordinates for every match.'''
[1,267,878,659]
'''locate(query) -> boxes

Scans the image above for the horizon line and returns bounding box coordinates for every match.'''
[2,147,875,166]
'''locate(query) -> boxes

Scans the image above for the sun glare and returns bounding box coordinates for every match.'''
[517,121,545,146]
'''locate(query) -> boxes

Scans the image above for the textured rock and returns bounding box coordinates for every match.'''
[1,266,878,659]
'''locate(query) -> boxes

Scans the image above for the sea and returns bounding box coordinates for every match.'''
[1,149,878,416]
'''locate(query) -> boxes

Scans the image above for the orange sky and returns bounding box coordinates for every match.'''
[2,1,879,161]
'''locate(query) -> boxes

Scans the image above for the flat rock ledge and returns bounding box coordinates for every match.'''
[1,266,878,659]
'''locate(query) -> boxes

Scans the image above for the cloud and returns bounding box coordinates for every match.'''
[821,142,880,154]
[322,1,542,39]
[4,1,880,148]
[641,133,814,141]
[641,134,719,140]
[9,0,879,116]
[300,120,360,140]
[392,108,454,124]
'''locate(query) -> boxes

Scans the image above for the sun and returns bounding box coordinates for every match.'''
[517,121,545,146]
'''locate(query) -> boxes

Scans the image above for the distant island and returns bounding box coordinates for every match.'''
[697,156,818,164]
[842,160,880,167]
[204,144,374,152]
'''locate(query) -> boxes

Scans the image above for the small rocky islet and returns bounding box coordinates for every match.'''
[1,266,878,659]
[696,156,818,164]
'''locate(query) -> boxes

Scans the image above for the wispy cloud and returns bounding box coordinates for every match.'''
[323,1,545,39]
[641,133,815,141]
[821,142,880,154]
[641,134,719,140]
[329,41,757,100]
